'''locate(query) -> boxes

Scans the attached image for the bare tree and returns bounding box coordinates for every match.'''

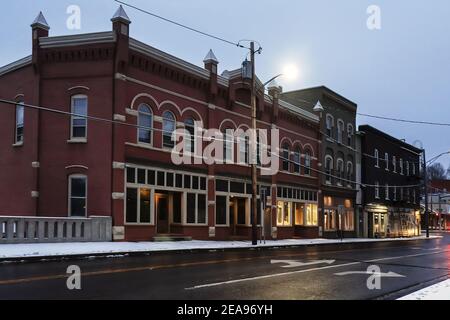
[427,162,447,180]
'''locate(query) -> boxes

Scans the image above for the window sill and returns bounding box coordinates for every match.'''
[68,138,87,144]
[12,142,24,148]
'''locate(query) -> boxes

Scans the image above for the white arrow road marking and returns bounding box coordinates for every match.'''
[335,271,406,278]
[271,259,336,268]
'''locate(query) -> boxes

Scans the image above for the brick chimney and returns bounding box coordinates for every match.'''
[111,5,131,74]
[31,11,50,70]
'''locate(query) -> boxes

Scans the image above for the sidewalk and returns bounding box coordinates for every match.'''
[0,235,441,262]
[398,279,450,300]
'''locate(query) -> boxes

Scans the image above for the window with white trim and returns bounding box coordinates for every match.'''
[238,133,249,165]
[347,124,354,147]
[223,128,234,163]
[326,115,334,138]
[406,161,410,176]
[70,95,88,139]
[325,156,333,184]
[346,161,353,187]
[184,118,195,153]
[337,120,344,144]
[68,175,87,217]
[304,150,312,176]
[15,102,24,144]
[375,182,380,199]
[393,186,397,201]
[385,153,389,171]
[138,104,153,145]
[385,184,390,200]
[400,158,404,175]
[162,111,176,149]
[277,201,292,226]
[393,156,397,173]
[293,148,301,174]
[336,158,344,186]
[374,149,379,167]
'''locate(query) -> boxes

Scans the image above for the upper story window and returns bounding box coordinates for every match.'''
[223,128,234,163]
[15,102,24,144]
[326,115,334,138]
[238,133,249,165]
[282,144,290,172]
[374,149,379,167]
[184,118,195,153]
[138,104,153,145]
[336,158,344,185]
[346,161,353,186]
[393,186,397,200]
[412,162,416,176]
[71,95,88,140]
[162,111,176,149]
[325,156,333,184]
[337,120,344,144]
[68,174,87,217]
[347,124,354,147]
[304,150,312,176]
[392,156,397,173]
[399,158,404,175]
[385,153,389,171]
[375,182,380,199]
[406,161,410,176]
[385,184,390,200]
[293,148,301,173]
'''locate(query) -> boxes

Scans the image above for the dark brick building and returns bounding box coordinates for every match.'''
[358,125,422,238]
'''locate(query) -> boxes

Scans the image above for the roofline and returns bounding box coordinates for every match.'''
[358,124,423,154]
[0,56,32,77]
[282,85,358,110]
[39,31,116,48]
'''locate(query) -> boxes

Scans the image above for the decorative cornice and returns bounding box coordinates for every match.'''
[39,32,116,49]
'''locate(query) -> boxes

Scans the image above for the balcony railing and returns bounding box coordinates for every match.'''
[0,216,112,244]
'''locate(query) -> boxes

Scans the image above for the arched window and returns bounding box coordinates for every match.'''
[68,174,87,217]
[282,143,290,172]
[346,162,353,187]
[162,111,176,149]
[138,104,153,144]
[337,120,344,144]
[292,148,300,173]
[184,118,195,153]
[337,158,344,185]
[15,102,24,144]
[325,155,333,184]
[222,128,234,163]
[71,95,88,140]
[304,150,312,176]
[326,115,334,138]
[347,124,354,147]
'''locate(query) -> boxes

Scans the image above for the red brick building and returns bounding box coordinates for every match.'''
[0,7,321,241]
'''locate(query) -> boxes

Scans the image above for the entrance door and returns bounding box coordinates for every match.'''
[156,194,169,234]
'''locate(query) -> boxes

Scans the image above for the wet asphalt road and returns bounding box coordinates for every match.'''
[0,233,449,300]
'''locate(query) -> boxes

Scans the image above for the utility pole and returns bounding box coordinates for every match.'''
[422,149,430,238]
[250,41,258,246]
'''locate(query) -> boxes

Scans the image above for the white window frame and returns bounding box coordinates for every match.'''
[326,114,334,138]
[223,129,234,164]
[162,110,176,149]
[393,186,397,201]
[375,182,380,199]
[406,161,410,176]
[137,104,153,146]
[15,102,25,145]
[385,153,389,171]
[393,156,397,173]
[277,200,292,227]
[68,174,88,217]
[293,148,301,174]
[385,184,390,200]
[374,149,379,167]
[70,95,88,141]
[347,124,354,147]
[304,150,312,176]
[346,161,353,187]
[336,158,344,186]
[337,120,344,144]
[400,158,404,175]
[325,155,334,185]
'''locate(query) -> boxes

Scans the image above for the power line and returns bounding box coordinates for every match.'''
[0,98,422,190]
[114,0,248,49]
[357,113,450,127]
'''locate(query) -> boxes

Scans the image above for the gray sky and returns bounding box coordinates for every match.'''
[2,0,449,167]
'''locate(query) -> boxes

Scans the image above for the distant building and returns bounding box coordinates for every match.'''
[358,125,422,238]
[425,180,450,231]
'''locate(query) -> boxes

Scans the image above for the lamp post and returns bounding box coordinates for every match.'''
[422,148,430,238]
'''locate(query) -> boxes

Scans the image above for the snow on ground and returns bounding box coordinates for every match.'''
[398,279,450,300]
[0,235,440,260]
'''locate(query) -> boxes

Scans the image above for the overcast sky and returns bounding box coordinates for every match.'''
[1,0,449,167]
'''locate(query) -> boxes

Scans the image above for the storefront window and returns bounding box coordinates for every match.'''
[343,210,354,231]
[216,196,227,225]
[324,209,336,231]
[305,204,318,226]
[277,201,291,226]
[295,203,304,226]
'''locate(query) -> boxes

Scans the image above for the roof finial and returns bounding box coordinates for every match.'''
[111,5,131,24]
[203,49,219,64]
[31,11,50,30]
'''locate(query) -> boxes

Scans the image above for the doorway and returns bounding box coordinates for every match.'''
[156,193,169,234]
[369,212,387,238]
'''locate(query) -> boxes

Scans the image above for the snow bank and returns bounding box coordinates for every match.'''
[398,279,450,300]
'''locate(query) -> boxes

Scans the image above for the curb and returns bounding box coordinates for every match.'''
[0,236,440,264]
